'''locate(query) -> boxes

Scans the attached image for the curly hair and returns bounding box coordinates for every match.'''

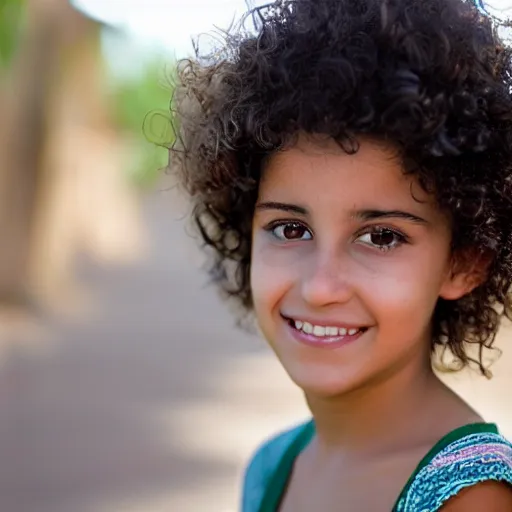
[168,0,512,375]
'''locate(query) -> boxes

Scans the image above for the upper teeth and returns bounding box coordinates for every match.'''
[294,320,359,337]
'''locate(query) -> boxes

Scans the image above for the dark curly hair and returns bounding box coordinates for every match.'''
[167,0,512,375]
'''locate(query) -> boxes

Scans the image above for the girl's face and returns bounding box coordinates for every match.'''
[251,134,472,397]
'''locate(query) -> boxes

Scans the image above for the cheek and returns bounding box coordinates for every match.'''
[366,275,433,318]
[250,237,295,317]
[358,250,449,331]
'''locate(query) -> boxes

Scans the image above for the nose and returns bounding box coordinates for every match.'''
[300,250,354,308]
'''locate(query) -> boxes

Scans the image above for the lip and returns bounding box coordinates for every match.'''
[281,314,368,349]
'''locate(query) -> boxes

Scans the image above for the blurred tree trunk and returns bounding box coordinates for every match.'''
[0,0,95,307]
[0,0,146,313]
[0,0,57,305]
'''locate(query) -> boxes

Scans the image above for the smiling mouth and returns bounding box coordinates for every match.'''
[282,315,369,338]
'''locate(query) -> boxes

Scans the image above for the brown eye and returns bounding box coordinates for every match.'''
[271,222,312,241]
[370,230,396,246]
[356,228,406,251]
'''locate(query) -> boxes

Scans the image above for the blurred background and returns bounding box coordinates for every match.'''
[0,1,511,511]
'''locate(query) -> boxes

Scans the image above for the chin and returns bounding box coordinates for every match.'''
[285,364,366,398]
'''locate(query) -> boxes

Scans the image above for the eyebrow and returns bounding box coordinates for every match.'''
[255,201,308,215]
[355,209,428,224]
[255,201,428,224]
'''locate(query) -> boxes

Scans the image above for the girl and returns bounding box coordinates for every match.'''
[168,0,512,509]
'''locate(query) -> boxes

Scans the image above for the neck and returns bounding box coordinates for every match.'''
[305,359,450,460]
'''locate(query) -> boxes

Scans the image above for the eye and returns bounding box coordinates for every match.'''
[268,221,313,241]
[356,227,407,252]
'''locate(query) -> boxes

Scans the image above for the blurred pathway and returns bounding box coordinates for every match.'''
[0,189,510,512]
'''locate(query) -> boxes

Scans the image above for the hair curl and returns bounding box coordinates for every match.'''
[168,0,512,375]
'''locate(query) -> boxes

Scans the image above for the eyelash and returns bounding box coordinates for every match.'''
[264,220,410,252]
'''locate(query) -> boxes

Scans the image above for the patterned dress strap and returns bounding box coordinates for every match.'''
[395,432,512,511]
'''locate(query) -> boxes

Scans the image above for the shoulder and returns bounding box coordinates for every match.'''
[241,420,311,512]
[440,480,512,511]
[397,430,512,512]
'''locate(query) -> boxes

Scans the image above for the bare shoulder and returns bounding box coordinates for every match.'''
[440,481,512,511]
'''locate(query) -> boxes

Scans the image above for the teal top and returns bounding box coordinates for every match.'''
[241,420,512,511]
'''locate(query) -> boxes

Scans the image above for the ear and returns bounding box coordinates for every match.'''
[439,248,492,301]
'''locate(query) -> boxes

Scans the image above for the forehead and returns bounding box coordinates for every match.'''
[259,134,433,211]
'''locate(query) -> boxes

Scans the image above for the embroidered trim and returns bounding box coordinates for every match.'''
[396,433,512,511]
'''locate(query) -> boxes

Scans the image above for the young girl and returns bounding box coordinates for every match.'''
[169,0,512,509]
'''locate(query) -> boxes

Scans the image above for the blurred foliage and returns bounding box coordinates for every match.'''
[0,0,24,69]
[111,58,175,189]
